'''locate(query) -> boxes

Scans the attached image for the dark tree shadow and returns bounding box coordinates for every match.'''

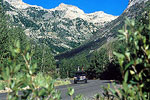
[100,61,123,82]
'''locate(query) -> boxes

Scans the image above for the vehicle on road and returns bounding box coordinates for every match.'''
[74,71,87,84]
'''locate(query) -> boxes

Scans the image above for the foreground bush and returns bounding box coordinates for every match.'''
[0,41,61,100]
[103,11,150,100]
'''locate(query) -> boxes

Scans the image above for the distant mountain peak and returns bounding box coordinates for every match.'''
[51,2,85,13]
[4,0,44,9]
[7,0,23,2]
[5,0,28,8]
[4,0,117,22]
[58,3,72,7]
[3,0,119,54]
[49,3,118,25]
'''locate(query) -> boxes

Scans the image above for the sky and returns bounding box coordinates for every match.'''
[23,0,129,16]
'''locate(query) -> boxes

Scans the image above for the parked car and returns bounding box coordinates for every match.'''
[74,71,87,84]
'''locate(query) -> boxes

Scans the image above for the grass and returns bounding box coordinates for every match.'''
[34,72,71,87]
[54,79,71,86]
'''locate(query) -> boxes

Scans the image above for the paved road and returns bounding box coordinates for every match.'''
[57,80,114,100]
[0,80,114,100]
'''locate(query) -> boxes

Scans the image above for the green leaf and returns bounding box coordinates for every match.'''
[118,30,125,34]
[130,70,135,75]
[25,45,30,51]
[39,88,46,96]
[109,88,116,94]
[68,87,74,96]
[125,61,134,71]
[125,18,131,26]
[113,52,125,66]
[26,52,30,61]
[140,84,144,88]
[113,52,125,59]
[16,40,20,49]
[14,48,20,54]
[130,80,137,85]
[136,58,142,65]
[125,52,130,61]
[14,64,21,73]
[6,67,10,78]
[32,63,37,69]
[135,75,139,81]
[131,19,135,26]
[146,50,150,59]
[124,71,129,83]
[11,81,15,89]
[145,45,149,50]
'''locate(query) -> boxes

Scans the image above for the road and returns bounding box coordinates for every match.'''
[0,80,115,100]
[57,80,114,100]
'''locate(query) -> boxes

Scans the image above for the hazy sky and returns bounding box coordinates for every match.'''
[23,0,129,16]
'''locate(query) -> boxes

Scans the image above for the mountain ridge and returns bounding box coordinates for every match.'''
[3,0,117,54]
[5,0,118,25]
[55,0,150,60]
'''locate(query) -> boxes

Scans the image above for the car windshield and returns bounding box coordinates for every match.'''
[75,72,86,76]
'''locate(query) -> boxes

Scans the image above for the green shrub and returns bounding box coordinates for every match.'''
[104,11,150,100]
[0,40,61,100]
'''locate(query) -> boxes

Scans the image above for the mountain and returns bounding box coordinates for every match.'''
[2,0,117,54]
[55,0,150,60]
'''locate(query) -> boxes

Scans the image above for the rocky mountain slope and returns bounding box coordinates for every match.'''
[2,0,117,54]
[55,0,150,60]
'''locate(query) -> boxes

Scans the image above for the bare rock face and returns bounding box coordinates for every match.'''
[50,3,118,26]
[4,0,117,26]
[3,0,117,54]
[5,0,30,9]
[127,0,148,9]
[4,0,45,9]
[87,11,118,26]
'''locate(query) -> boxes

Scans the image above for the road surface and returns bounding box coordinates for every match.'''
[57,80,115,100]
[0,80,115,100]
